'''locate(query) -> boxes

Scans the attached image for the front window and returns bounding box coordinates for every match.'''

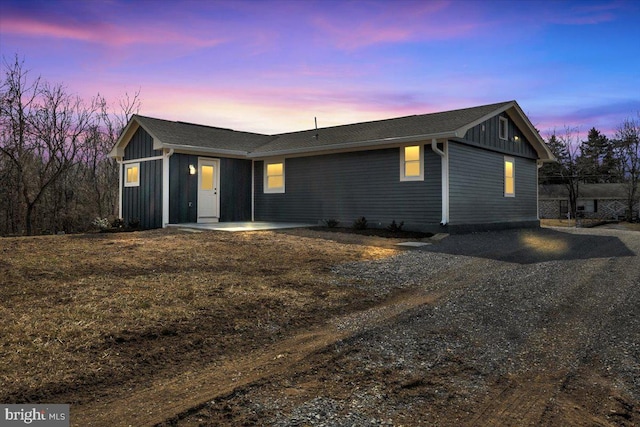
[264,161,285,193]
[400,145,424,181]
[504,157,514,197]
[124,163,139,187]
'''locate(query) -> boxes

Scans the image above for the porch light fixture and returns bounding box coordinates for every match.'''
[514,135,520,142]
[189,164,197,175]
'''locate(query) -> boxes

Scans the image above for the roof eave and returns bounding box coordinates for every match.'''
[248,131,457,158]
[162,143,249,157]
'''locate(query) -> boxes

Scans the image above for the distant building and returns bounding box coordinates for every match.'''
[539,183,639,220]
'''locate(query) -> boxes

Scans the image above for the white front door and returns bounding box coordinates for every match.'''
[197,158,220,223]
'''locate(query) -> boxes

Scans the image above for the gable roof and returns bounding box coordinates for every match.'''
[110,115,275,157]
[109,101,554,161]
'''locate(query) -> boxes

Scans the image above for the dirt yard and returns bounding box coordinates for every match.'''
[1,225,639,426]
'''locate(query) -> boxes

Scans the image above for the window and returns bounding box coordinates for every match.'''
[578,200,597,213]
[264,161,284,193]
[124,163,139,187]
[201,165,214,190]
[504,157,514,197]
[499,116,508,140]
[400,145,424,181]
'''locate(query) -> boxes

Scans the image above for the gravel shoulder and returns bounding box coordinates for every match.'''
[175,226,640,426]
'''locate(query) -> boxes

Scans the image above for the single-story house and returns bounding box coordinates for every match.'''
[539,183,640,220]
[108,100,555,233]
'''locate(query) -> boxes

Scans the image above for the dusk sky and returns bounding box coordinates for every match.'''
[1,0,639,138]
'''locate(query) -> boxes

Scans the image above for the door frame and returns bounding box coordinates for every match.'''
[197,157,220,223]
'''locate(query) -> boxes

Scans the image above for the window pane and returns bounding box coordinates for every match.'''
[126,166,138,183]
[505,177,514,195]
[267,163,283,176]
[404,146,420,162]
[268,175,283,189]
[405,161,421,177]
[505,161,513,178]
[201,165,214,190]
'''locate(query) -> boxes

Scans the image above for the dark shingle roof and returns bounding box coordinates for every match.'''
[253,101,513,155]
[540,184,630,199]
[135,115,274,153]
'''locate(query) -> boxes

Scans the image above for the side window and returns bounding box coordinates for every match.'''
[499,116,508,140]
[125,163,140,187]
[264,160,285,193]
[504,157,514,197]
[400,145,424,181]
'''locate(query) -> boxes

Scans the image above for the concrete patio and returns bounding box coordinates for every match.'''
[167,222,317,232]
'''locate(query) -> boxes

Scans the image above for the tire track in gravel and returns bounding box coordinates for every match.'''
[70,288,441,427]
[467,239,640,426]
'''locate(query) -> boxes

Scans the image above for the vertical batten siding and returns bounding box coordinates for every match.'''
[463,113,538,159]
[169,154,198,224]
[254,147,442,230]
[448,142,537,225]
[122,159,163,229]
[219,158,252,222]
[124,127,162,160]
[169,155,253,223]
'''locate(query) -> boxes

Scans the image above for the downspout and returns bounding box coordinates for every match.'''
[116,157,123,219]
[431,139,449,225]
[162,149,174,227]
[537,160,543,221]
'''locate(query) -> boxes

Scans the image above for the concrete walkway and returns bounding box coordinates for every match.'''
[167,221,317,232]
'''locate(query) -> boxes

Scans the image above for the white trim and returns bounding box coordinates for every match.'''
[118,160,123,218]
[399,144,424,181]
[251,160,255,221]
[431,139,449,225]
[504,156,515,197]
[121,155,163,164]
[162,149,174,227]
[264,159,285,194]
[124,163,140,187]
[499,116,508,140]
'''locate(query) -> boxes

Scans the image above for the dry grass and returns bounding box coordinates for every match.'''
[0,229,397,403]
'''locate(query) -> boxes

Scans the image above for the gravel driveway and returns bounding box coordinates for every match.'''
[180,226,640,426]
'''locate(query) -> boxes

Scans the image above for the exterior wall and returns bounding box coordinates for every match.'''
[124,127,162,160]
[463,113,538,159]
[169,154,253,224]
[122,159,163,229]
[122,127,163,229]
[254,146,442,231]
[540,198,639,220]
[448,142,538,226]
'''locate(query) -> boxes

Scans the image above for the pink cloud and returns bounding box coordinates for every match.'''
[311,1,481,50]
[0,14,225,49]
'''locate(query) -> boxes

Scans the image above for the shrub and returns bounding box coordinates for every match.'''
[111,218,125,229]
[324,219,340,228]
[386,220,404,232]
[128,218,141,229]
[352,216,368,230]
[92,217,111,231]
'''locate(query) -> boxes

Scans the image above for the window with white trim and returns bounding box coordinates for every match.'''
[400,145,424,181]
[504,157,515,197]
[124,163,140,187]
[264,160,285,193]
[499,117,508,140]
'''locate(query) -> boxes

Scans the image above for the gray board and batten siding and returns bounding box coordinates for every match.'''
[254,146,443,232]
[122,127,163,229]
[169,154,253,224]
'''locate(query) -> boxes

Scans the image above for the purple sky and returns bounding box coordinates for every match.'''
[1,0,639,138]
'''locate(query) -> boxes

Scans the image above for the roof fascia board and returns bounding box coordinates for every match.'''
[455,102,515,137]
[248,131,457,159]
[108,119,140,158]
[163,143,249,158]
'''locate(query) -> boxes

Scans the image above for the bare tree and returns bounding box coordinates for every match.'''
[543,127,582,219]
[615,116,640,221]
